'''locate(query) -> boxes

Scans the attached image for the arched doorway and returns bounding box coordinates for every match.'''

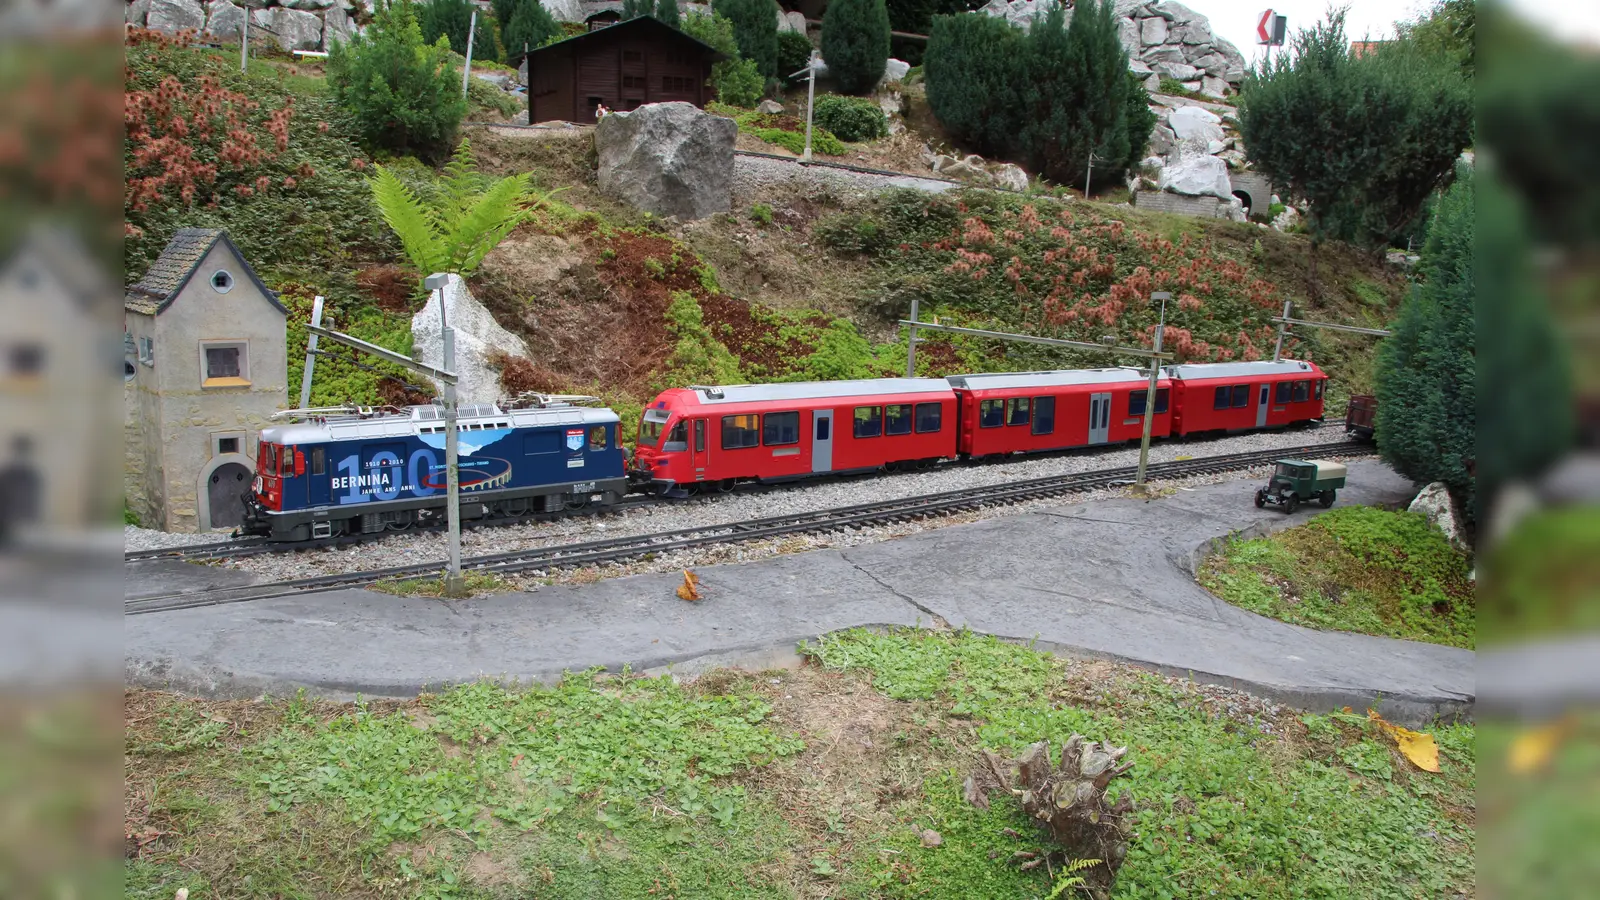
[205,462,251,529]
[1232,190,1255,218]
[0,463,42,539]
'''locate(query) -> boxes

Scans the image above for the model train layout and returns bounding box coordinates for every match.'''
[242,359,1329,541]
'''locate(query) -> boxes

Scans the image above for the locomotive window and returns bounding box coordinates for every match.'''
[666,420,689,450]
[1316,380,1325,399]
[1213,386,1230,410]
[885,404,913,436]
[1032,396,1055,435]
[721,414,760,450]
[979,399,1005,428]
[1231,385,1251,408]
[914,402,942,433]
[853,406,882,438]
[763,411,800,446]
[1292,380,1310,402]
[1275,382,1291,404]
[589,426,608,450]
[1006,397,1030,426]
[524,431,560,455]
[640,409,669,447]
[311,447,325,475]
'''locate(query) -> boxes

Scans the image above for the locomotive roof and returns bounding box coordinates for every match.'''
[261,403,616,444]
[945,368,1156,390]
[1162,359,1319,380]
[677,378,953,405]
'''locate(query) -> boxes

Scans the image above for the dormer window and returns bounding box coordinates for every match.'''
[210,270,234,293]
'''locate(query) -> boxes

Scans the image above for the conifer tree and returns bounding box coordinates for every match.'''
[419,0,500,62]
[712,0,779,78]
[621,0,650,21]
[327,0,466,163]
[923,12,1026,158]
[821,0,891,95]
[1015,1,1138,188]
[503,0,562,56]
[655,0,681,29]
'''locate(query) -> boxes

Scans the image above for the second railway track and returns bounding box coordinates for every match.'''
[126,441,1371,616]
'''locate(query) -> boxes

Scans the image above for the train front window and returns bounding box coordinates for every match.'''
[640,409,670,447]
[665,420,689,450]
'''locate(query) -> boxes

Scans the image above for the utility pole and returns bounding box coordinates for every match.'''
[240,0,249,73]
[1135,292,1170,490]
[299,294,324,409]
[426,273,466,597]
[461,8,478,100]
[1269,303,1392,362]
[905,297,920,377]
[797,50,820,162]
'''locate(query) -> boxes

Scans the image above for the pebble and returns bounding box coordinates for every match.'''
[162,427,1352,585]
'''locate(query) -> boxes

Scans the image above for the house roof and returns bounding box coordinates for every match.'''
[1,227,114,314]
[508,15,731,67]
[124,227,285,316]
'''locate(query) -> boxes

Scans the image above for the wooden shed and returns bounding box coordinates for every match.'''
[514,17,729,125]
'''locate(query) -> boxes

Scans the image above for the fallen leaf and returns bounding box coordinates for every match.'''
[675,570,701,602]
[1508,716,1576,774]
[1367,710,1440,772]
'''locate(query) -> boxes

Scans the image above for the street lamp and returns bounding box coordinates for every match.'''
[1135,292,1170,490]
[425,273,466,597]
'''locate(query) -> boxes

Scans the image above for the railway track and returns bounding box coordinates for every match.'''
[126,440,1371,616]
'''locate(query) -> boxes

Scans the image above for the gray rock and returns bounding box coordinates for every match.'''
[784,10,807,33]
[595,102,736,221]
[962,153,986,168]
[1205,138,1226,154]
[1160,152,1231,198]
[1167,104,1223,142]
[1113,0,1150,16]
[1224,196,1247,222]
[876,89,903,117]
[204,0,243,39]
[1200,75,1228,99]
[1223,66,1246,84]
[939,159,985,179]
[932,153,959,173]
[1118,15,1138,49]
[251,6,323,50]
[1141,45,1187,65]
[1144,72,1162,94]
[323,2,355,47]
[1139,16,1166,45]
[1218,148,1247,169]
[1154,61,1199,82]
[126,0,151,26]
[542,0,584,23]
[1128,58,1153,75]
[1190,52,1227,75]
[1271,206,1299,231]
[282,0,334,9]
[1214,35,1248,67]
[756,99,784,115]
[990,162,1030,191]
[884,58,911,83]
[1147,123,1176,156]
[147,0,204,32]
[1148,0,1202,24]
[978,0,1068,31]
[1182,79,1204,93]
[1174,21,1213,45]
[474,71,513,89]
[1408,482,1468,553]
[412,274,530,406]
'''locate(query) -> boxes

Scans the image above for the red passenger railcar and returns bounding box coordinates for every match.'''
[632,379,958,495]
[1164,360,1328,436]
[946,368,1173,457]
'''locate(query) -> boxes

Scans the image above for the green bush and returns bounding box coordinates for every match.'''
[923,12,1026,159]
[776,29,814,83]
[814,211,890,253]
[812,94,887,142]
[749,203,774,225]
[747,126,845,156]
[820,0,890,94]
[327,0,467,163]
[715,57,765,107]
[655,0,681,28]
[466,76,521,118]
[654,291,744,391]
[418,0,500,62]
[712,0,779,78]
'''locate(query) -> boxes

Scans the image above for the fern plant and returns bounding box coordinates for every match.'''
[1047,857,1103,899]
[370,138,539,284]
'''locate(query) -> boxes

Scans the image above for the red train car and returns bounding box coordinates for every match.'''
[1164,360,1328,436]
[946,368,1173,457]
[632,379,958,495]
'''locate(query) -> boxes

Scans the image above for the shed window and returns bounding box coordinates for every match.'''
[139,336,154,366]
[622,74,646,90]
[979,399,1004,428]
[1129,388,1170,416]
[1292,380,1310,402]
[1006,397,1030,426]
[623,50,642,62]
[762,411,800,446]
[853,406,882,438]
[1275,382,1291,404]
[885,404,913,435]
[1032,396,1055,435]
[914,402,942,433]
[1231,384,1251,408]
[721,414,759,449]
[9,344,43,375]
[206,346,240,378]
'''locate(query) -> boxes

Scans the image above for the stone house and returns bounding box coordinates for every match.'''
[125,228,287,532]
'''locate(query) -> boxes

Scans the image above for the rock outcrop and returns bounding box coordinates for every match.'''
[412,274,531,406]
[132,0,371,49]
[146,0,205,33]
[1409,482,1469,554]
[251,6,323,51]
[596,102,736,221]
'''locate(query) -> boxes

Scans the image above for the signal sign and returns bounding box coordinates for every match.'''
[1257,10,1287,46]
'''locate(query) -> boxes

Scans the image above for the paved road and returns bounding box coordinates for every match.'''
[126,460,1474,723]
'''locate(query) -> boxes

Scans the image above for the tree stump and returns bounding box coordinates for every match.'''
[963,735,1135,899]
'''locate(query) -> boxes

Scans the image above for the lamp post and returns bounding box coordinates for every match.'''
[796,51,820,162]
[425,273,466,597]
[1135,292,1170,491]
[461,9,478,99]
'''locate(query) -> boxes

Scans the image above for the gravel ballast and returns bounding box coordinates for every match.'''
[199,426,1358,586]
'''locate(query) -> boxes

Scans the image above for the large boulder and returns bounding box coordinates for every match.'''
[1147,0,1202,23]
[127,0,151,26]
[204,0,243,39]
[884,58,911,83]
[595,102,736,221]
[1408,482,1469,553]
[323,3,355,47]
[979,0,1068,31]
[542,0,585,22]
[777,7,806,32]
[1200,76,1228,99]
[147,0,204,32]
[990,163,1030,191]
[1167,104,1223,143]
[412,274,531,406]
[1139,16,1166,45]
[756,98,785,115]
[1154,61,1200,82]
[251,6,323,50]
[1159,152,1231,198]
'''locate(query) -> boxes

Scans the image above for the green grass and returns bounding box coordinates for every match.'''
[371,572,515,597]
[1480,506,1600,645]
[127,631,1473,899]
[1200,506,1475,648]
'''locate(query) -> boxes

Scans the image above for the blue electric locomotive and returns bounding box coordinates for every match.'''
[241,399,628,541]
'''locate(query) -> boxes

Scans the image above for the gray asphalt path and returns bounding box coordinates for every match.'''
[126,460,1473,723]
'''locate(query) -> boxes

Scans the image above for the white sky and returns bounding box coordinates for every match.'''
[1194,0,1600,65]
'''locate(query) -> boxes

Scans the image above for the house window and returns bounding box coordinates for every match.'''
[721,414,759,450]
[623,50,643,63]
[210,269,234,293]
[8,343,43,376]
[762,411,800,446]
[623,74,646,90]
[218,437,239,455]
[201,341,249,387]
[139,336,154,367]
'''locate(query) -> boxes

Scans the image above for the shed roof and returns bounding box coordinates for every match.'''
[124,227,284,316]
[508,14,730,67]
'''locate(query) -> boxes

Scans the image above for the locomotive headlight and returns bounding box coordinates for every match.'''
[252,476,263,494]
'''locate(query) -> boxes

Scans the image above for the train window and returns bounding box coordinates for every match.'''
[589,426,608,450]
[1315,380,1325,399]
[914,402,942,433]
[1006,397,1030,426]
[721,414,760,450]
[1231,385,1251,408]
[524,431,559,454]
[1275,382,1291,404]
[1292,380,1310,402]
[694,420,706,452]
[311,447,325,476]
[763,411,800,446]
[853,406,882,438]
[1213,386,1230,410]
[1130,388,1171,416]
[1032,396,1055,435]
[816,416,830,440]
[666,420,689,451]
[979,399,1005,428]
[885,404,913,435]
[1157,388,1169,413]
[640,409,669,447]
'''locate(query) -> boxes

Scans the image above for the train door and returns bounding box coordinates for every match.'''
[812,409,834,473]
[1088,392,1111,444]
[691,419,708,482]
[1256,384,1270,428]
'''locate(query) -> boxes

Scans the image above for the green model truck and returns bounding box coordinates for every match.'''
[1255,458,1346,513]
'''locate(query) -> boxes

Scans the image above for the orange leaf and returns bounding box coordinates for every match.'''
[675,569,701,602]
[1508,716,1575,774]
[1367,710,1440,773]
